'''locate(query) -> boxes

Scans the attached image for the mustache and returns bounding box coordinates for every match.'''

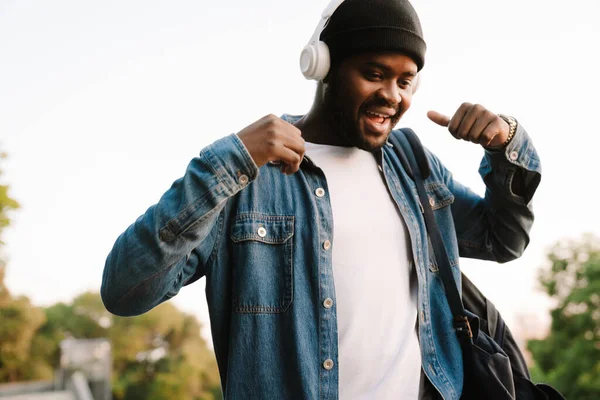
[360,97,401,118]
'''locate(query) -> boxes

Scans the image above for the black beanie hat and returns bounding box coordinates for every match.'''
[320,0,426,71]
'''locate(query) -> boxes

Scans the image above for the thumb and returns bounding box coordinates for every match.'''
[427,110,450,127]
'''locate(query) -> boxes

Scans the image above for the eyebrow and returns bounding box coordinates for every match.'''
[364,61,417,77]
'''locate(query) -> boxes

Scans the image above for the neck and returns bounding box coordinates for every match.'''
[294,82,351,147]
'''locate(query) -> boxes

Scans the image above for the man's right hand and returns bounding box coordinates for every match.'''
[237,114,305,175]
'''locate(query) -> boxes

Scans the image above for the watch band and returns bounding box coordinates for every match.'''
[498,114,517,147]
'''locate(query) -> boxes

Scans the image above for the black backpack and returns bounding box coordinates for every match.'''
[389,128,565,400]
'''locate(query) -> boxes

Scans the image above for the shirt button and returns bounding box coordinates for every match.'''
[257,227,267,237]
[323,359,334,370]
[509,151,519,161]
[323,240,331,250]
[315,188,325,197]
[239,174,249,185]
[429,197,435,207]
[323,298,333,309]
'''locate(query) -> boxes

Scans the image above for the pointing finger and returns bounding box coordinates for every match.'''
[427,110,451,127]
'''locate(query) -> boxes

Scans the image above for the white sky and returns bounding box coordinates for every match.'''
[1,0,599,344]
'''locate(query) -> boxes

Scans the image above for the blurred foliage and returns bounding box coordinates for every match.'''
[0,267,48,382]
[0,151,19,245]
[528,234,600,399]
[0,152,221,398]
[0,150,43,382]
[41,292,222,400]
[0,289,222,399]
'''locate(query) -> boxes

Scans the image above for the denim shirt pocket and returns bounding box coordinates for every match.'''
[423,183,460,272]
[230,213,294,314]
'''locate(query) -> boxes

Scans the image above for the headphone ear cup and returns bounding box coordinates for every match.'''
[300,41,331,81]
[412,73,421,94]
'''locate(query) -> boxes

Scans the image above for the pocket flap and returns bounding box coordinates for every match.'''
[230,213,294,244]
[425,183,454,210]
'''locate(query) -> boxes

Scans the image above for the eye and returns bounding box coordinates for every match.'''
[363,70,383,81]
[397,79,412,89]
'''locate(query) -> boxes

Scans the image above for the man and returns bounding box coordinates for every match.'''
[101,0,541,398]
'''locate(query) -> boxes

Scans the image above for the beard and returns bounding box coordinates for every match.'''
[321,76,403,152]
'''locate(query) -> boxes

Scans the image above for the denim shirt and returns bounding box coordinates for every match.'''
[102,115,541,399]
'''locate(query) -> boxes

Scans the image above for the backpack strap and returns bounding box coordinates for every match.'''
[388,129,473,346]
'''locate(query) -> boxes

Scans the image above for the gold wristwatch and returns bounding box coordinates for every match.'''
[498,114,517,147]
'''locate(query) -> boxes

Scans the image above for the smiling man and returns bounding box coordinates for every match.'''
[101,0,541,399]
[298,52,417,151]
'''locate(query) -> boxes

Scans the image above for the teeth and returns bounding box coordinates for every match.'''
[365,110,389,124]
[365,111,389,118]
[366,111,390,122]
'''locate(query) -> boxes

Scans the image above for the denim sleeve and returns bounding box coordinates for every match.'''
[101,134,258,316]
[433,122,541,263]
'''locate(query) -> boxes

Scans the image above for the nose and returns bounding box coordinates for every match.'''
[379,81,402,107]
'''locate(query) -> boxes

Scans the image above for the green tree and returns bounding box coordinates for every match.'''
[31,292,111,371]
[0,267,49,382]
[109,299,221,400]
[528,235,600,399]
[0,151,19,244]
[0,151,50,382]
[38,292,221,399]
[0,151,220,396]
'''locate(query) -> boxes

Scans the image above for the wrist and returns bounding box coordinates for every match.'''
[485,114,517,150]
[497,114,517,147]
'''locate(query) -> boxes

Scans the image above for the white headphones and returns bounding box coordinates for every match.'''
[299,0,346,81]
[299,0,421,93]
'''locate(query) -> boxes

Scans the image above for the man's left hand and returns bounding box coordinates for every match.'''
[427,103,509,148]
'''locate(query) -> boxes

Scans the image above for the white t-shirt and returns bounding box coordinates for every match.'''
[305,142,421,400]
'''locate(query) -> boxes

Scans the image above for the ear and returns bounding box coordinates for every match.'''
[412,73,421,94]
